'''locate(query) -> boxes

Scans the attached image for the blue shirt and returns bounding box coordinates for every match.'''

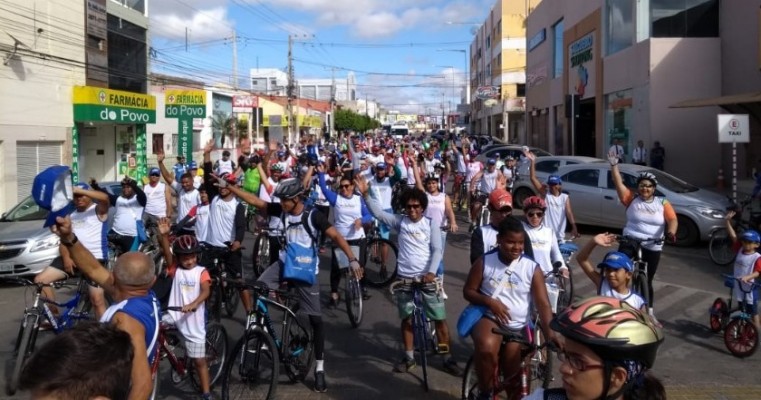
[173,163,187,182]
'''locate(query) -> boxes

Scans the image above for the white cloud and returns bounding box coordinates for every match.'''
[151,6,235,42]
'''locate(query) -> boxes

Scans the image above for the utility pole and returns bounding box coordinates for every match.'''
[287,34,295,144]
[232,30,238,88]
[330,67,336,137]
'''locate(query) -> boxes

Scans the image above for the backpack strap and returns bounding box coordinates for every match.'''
[282,209,318,246]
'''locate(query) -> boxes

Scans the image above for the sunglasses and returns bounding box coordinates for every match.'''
[557,351,604,372]
[638,184,654,189]
[340,184,353,189]
[405,203,423,210]
[149,174,160,177]
[527,211,544,218]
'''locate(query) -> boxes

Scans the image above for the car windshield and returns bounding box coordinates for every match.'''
[647,169,698,193]
[391,128,408,136]
[2,196,48,222]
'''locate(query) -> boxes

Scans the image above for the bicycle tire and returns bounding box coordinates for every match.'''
[461,356,479,400]
[344,273,363,328]
[189,322,229,388]
[7,314,38,395]
[207,282,223,323]
[709,228,736,266]
[534,327,553,389]
[224,284,240,318]
[709,297,729,333]
[222,329,279,400]
[556,274,573,313]
[362,238,399,288]
[414,310,429,392]
[283,313,315,383]
[633,272,651,308]
[724,317,759,358]
[252,235,271,278]
[148,366,161,400]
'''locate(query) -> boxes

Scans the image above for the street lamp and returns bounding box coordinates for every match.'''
[436,65,455,130]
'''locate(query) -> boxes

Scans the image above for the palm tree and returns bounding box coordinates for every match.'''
[211,112,235,148]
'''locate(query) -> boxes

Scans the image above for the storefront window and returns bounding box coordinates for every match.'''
[605,89,633,155]
[607,0,635,55]
[552,19,564,78]
[651,0,718,37]
[107,15,147,93]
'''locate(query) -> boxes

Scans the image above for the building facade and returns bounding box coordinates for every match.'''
[250,68,289,96]
[470,0,537,142]
[297,73,357,102]
[525,0,757,186]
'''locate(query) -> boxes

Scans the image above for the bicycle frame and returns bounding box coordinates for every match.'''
[247,292,306,362]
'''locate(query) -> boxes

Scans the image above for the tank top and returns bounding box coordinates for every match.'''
[480,224,499,255]
[479,252,537,330]
[734,251,761,303]
[479,169,499,193]
[100,292,159,365]
[168,266,210,342]
[334,194,365,240]
[466,161,482,183]
[216,159,234,175]
[172,183,200,224]
[205,196,239,247]
[143,182,167,217]
[424,192,447,228]
[522,222,556,274]
[398,216,433,278]
[194,204,211,243]
[112,195,144,236]
[623,196,667,251]
[544,193,568,241]
[371,177,393,207]
[70,204,107,260]
[598,279,646,309]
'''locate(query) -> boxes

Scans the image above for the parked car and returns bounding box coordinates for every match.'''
[511,156,604,207]
[474,145,552,165]
[469,135,506,150]
[551,163,730,246]
[0,181,122,277]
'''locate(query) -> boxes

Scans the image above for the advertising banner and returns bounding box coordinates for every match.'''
[568,32,595,99]
[73,86,156,123]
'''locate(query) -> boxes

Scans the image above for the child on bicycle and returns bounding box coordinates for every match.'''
[157,218,213,400]
[724,210,761,329]
[575,233,647,311]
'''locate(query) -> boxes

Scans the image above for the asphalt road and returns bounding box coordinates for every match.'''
[0,211,759,400]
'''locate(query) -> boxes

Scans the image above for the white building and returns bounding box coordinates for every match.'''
[298,72,357,102]
[250,68,289,96]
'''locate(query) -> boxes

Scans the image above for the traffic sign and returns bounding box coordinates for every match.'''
[718,114,749,143]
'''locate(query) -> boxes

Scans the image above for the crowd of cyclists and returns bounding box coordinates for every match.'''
[23,128,681,400]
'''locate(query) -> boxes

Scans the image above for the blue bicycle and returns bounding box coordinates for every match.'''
[4,276,94,395]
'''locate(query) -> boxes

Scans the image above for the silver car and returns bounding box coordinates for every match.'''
[554,162,730,246]
[512,156,604,207]
[0,182,121,277]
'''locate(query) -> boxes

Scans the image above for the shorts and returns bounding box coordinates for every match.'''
[50,256,108,281]
[470,193,488,205]
[379,208,393,240]
[393,280,446,321]
[161,313,206,358]
[333,244,361,269]
[257,260,321,316]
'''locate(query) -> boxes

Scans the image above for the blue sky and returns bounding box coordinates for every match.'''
[149,0,493,112]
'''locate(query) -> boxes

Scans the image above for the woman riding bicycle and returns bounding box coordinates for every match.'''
[609,153,677,325]
[526,296,665,400]
[521,196,568,277]
[463,216,556,400]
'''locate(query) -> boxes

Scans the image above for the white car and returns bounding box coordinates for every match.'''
[511,156,604,207]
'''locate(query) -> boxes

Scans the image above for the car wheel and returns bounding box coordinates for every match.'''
[675,215,699,247]
[512,187,535,210]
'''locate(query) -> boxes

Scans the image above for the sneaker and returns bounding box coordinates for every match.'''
[442,358,463,377]
[441,287,448,300]
[328,295,339,309]
[393,356,416,373]
[314,370,327,392]
[201,393,213,400]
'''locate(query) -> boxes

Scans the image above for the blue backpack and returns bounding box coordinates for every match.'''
[280,210,319,285]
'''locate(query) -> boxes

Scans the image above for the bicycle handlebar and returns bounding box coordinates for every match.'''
[722,274,760,293]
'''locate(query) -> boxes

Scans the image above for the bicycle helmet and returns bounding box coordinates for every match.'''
[637,172,658,186]
[550,296,664,368]
[522,195,547,211]
[741,230,761,243]
[172,235,200,255]
[270,163,285,173]
[547,175,562,185]
[273,178,304,199]
[219,172,237,185]
[469,150,479,157]
[424,172,440,182]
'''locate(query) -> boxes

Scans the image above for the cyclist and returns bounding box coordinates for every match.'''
[722,211,761,329]
[524,150,579,241]
[469,158,503,232]
[49,217,159,400]
[525,296,665,400]
[200,140,251,314]
[142,167,171,224]
[575,233,647,311]
[462,216,557,400]
[521,196,567,277]
[449,145,468,211]
[369,161,403,275]
[34,183,111,319]
[259,158,286,267]
[609,152,678,324]
[501,156,518,193]
[470,189,534,264]
[157,151,201,236]
[105,176,147,254]
[316,166,373,307]
[222,177,363,393]
[356,176,463,377]
[213,150,236,176]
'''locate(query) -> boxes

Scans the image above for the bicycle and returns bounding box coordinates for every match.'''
[555,241,579,312]
[205,242,242,322]
[222,282,315,400]
[454,175,468,211]
[709,274,760,358]
[343,261,364,328]
[462,324,554,400]
[362,219,400,288]
[149,306,229,400]
[616,235,663,308]
[389,278,442,392]
[3,276,94,395]
[252,228,282,278]
[468,190,491,230]
[709,198,761,265]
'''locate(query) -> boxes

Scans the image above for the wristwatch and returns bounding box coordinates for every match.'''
[349,258,359,263]
[61,235,79,247]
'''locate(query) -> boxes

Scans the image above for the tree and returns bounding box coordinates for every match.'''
[211,112,235,147]
[334,108,380,133]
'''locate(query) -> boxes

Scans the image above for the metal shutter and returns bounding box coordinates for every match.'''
[16,142,63,201]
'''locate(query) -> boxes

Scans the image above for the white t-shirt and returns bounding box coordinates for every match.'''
[599,279,647,309]
[215,159,234,175]
[480,252,538,330]
[70,204,107,260]
[370,177,393,209]
[466,161,482,183]
[170,182,201,224]
[544,193,569,241]
[112,195,144,236]
[168,266,210,343]
[397,216,433,278]
[205,196,239,247]
[334,194,365,240]
[522,222,566,274]
[143,182,167,217]
[194,204,211,243]
[479,169,499,193]
[424,192,447,228]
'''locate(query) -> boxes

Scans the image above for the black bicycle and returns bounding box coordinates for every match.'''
[205,243,242,322]
[709,198,761,266]
[362,220,399,288]
[616,235,663,308]
[252,228,282,278]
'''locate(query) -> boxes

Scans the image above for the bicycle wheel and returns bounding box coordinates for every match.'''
[362,238,399,288]
[414,311,429,392]
[461,356,479,400]
[556,274,573,312]
[207,283,223,323]
[533,327,554,389]
[709,298,729,333]
[283,313,315,383]
[148,361,161,400]
[224,284,240,318]
[190,322,229,388]
[7,314,38,395]
[632,272,651,307]
[252,235,271,278]
[344,272,363,328]
[222,329,279,400]
[724,317,759,358]
[709,228,736,266]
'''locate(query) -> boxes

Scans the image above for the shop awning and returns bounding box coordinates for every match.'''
[670,91,761,124]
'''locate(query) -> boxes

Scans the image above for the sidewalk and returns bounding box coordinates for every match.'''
[667,385,761,400]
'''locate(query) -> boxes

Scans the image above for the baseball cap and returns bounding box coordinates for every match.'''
[188,161,198,169]
[487,158,497,165]
[32,165,75,227]
[149,167,160,176]
[488,189,512,210]
[75,182,90,190]
[597,251,634,272]
[376,162,387,170]
[547,175,562,185]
